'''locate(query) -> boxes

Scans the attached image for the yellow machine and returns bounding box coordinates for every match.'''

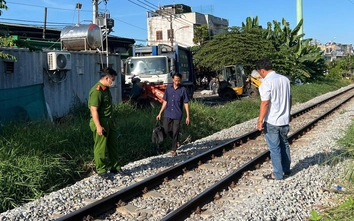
[217,64,262,100]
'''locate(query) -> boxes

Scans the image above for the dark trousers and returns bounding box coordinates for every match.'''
[163,117,181,151]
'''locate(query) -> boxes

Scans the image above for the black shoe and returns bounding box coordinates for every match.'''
[98,172,109,179]
[110,168,128,176]
[284,172,291,177]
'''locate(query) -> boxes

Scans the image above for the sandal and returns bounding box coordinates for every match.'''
[171,151,177,157]
[263,173,276,180]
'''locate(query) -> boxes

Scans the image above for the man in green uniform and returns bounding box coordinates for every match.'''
[88,67,125,179]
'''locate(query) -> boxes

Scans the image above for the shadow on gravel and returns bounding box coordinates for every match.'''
[124,137,237,175]
[286,149,345,178]
[123,138,346,180]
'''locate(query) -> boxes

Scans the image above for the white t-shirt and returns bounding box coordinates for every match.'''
[259,71,291,126]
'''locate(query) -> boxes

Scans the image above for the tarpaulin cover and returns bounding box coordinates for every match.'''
[0,84,48,124]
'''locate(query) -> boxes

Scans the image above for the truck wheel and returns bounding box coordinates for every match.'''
[248,87,259,98]
[221,88,236,101]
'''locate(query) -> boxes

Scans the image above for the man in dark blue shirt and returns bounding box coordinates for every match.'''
[156,73,190,156]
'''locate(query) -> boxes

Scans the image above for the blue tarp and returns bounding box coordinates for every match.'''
[0,84,48,124]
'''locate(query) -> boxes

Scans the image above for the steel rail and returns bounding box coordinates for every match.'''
[56,87,354,221]
[161,93,354,221]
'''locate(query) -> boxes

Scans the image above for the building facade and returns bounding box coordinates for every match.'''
[314,40,353,61]
[146,4,228,47]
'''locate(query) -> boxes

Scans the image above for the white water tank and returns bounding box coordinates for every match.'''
[60,24,102,51]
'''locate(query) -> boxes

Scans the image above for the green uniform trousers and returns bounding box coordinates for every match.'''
[90,118,120,174]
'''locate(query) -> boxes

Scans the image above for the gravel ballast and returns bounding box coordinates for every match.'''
[1,85,354,221]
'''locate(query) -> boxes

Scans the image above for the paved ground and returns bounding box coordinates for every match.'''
[193,89,219,99]
[193,89,227,106]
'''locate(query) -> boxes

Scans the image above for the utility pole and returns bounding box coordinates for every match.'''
[92,0,110,67]
[42,7,47,39]
[296,0,303,38]
[168,15,173,46]
[93,0,109,24]
[93,0,98,24]
[161,4,179,46]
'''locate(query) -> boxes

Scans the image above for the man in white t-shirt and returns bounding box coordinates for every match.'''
[256,58,292,180]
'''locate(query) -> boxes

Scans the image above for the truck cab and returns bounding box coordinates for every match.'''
[122,44,195,102]
[125,56,172,85]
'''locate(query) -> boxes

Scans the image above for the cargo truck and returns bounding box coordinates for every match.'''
[122,44,195,107]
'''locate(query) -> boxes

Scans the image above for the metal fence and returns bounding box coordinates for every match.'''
[0,48,122,118]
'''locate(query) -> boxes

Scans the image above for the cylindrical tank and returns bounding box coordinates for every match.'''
[60,24,102,51]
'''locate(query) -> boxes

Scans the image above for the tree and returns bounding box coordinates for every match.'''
[242,16,262,32]
[264,18,326,81]
[193,26,275,74]
[0,0,7,15]
[0,1,17,60]
[329,55,354,79]
[193,24,210,45]
[193,16,327,82]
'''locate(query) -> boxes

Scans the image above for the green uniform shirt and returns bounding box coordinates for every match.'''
[88,81,112,118]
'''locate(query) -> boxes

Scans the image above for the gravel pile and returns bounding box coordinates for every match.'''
[1,85,354,221]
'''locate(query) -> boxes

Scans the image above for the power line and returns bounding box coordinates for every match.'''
[142,0,195,26]
[143,0,159,9]
[0,17,73,25]
[6,1,90,12]
[136,0,155,11]
[6,0,148,32]
[111,17,147,31]
[128,0,192,27]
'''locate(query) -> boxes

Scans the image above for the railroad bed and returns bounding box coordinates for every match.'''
[1,85,354,221]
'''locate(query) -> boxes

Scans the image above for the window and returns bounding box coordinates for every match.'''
[156,31,163,40]
[3,61,14,74]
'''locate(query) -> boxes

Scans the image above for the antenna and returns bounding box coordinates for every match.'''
[75,2,82,25]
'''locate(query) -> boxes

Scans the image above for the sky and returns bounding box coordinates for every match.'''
[1,0,354,45]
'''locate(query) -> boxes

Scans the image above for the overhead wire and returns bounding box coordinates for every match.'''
[6,0,193,33]
[0,17,73,25]
[128,0,193,28]
[5,0,148,34]
[143,0,159,9]
[141,0,197,27]
[6,1,91,12]
[126,0,195,41]
[126,0,196,44]
[72,5,77,24]
[5,0,198,42]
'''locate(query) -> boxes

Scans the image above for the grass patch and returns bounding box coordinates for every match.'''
[0,80,351,212]
[291,78,349,104]
[309,114,354,221]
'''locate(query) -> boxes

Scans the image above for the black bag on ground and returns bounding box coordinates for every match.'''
[152,120,165,144]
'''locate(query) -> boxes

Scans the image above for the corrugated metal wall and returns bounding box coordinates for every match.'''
[0,48,122,118]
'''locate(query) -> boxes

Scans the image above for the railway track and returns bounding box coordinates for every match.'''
[56,86,354,221]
